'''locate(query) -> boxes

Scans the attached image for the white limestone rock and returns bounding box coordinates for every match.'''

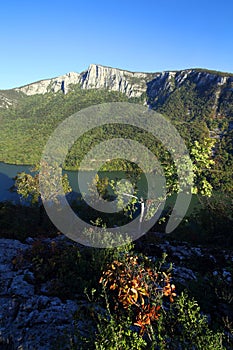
[1,64,233,118]
[15,64,150,98]
[16,72,80,96]
[80,63,148,97]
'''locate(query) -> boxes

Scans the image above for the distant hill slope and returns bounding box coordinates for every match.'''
[11,64,152,99]
[0,64,232,191]
[1,64,233,126]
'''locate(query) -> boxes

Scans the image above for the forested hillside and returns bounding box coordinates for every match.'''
[0,66,233,349]
[0,66,232,193]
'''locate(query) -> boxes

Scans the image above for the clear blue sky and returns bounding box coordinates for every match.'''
[1,0,233,89]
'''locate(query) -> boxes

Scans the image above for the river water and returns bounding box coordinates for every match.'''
[0,162,153,203]
[0,163,32,203]
[0,162,197,222]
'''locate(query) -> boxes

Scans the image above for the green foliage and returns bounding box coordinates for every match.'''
[210,130,233,193]
[0,202,57,241]
[109,175,139,219]
[157,292,225,349]
[15,172,40,205]
[0,73,232,349]
[14,162,71,206]
[72,253,225,349]
[0,87,129,165]
[15,231,134,300]
[173,192,233,246]
[190,138,215,196]
[94,310,147,350]
[24,240,83,298]
[100,253,175,337]
[193,68,233,77]
[0,70,233,194]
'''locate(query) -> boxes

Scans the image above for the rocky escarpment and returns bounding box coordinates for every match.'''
[79,63,151,97]
[1,64,233,122]
[14,64,153,98]
[15,71,81,96]
[147,69,233,111]
[19,64,232,102]
[0,238,79,349]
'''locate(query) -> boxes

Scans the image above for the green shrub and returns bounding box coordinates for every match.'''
[152,292,225,349]
[95,312,147,350]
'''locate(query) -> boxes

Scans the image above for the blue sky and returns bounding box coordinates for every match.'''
[1,0,233,89]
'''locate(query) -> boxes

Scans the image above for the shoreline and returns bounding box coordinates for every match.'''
[0,161,146,173]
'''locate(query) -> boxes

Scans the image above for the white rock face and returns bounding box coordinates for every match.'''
[16,72,81,96]
[0,94,13,108]
[80,63,149,97]
[14,65,233,102]
[175,70,191,86]
[15,64,150,98]
[3,64,232,111]
[218,76,228,86]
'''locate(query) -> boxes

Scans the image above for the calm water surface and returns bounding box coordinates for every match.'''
[0,162,155,203]
[0,162,197,220]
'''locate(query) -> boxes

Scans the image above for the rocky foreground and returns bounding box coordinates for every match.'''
[0,235,232,349]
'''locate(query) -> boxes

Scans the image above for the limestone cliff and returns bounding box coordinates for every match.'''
[16,71,81,96]
[1,64,233,119]
[79,63,151,97]
[14,64,233,109]
[15,64,152,98]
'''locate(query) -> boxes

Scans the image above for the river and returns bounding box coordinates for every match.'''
[0,163,31,203]
[0,162,198,221]
[0,162,153,203]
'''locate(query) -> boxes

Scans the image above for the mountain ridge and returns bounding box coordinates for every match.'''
[0,63,232,192]
[11,64,233,91]
[1,64,233,109]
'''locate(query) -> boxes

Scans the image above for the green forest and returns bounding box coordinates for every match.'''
[0,73,233,349]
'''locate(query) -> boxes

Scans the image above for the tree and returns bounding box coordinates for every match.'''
[189,138,215,197]
[14,162,71,224]
[103,138,216,231]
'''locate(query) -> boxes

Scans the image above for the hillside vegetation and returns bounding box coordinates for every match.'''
[0,68,232,193]
[0,67,233,349]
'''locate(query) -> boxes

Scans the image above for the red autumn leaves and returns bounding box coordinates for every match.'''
[100,255,176,335]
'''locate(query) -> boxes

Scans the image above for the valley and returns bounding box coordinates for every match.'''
[0,64,232,349]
